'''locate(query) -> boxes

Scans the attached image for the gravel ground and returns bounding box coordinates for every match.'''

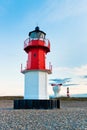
[0,100,87,130]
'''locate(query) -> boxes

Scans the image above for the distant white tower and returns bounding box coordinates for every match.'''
[51,84,62,97]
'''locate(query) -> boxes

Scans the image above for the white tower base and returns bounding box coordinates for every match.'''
[24,70,49,99]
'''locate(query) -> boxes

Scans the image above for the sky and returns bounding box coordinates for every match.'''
[0,0,87,96]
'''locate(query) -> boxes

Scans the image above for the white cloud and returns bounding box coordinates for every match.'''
[74,64,87,76]
[48,64,87,96]
[51,64,87,78]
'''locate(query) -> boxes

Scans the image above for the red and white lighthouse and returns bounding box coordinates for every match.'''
[67,87,70,97]
[21,26,52,100]
[14,26,60,109]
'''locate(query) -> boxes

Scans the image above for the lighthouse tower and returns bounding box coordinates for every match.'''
[22,26,52,99]
[14,26,60,109]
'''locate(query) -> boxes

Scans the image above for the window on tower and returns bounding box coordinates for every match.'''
[30,32,45,39]
[34,53,36,57]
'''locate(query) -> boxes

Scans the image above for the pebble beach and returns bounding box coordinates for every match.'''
[0,100,87,130]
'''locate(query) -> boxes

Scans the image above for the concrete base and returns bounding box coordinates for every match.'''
[14,99,60,109]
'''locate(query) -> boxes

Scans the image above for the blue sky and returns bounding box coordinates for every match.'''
[0,0,87,96]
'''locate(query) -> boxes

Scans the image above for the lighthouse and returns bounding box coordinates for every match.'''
[67,87,70,97]
[14,26,60,109]
[22,26,52,99]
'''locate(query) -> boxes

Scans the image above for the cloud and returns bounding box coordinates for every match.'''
[49,64,87,88]
[49,65,87,95]
[74,64,87,77]
[63,83,79,87]
[49,78,80,87]
[82,75,87,79]
[53,64,87,77]
[49,78,71,84]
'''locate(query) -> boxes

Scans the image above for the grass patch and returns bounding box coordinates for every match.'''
[0,96,87,101]
[56,97,87,101]
[0,96,23,100]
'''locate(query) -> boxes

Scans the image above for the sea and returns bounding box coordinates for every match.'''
[71,93,87,97]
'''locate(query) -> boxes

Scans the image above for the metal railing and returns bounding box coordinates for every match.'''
[24,38,50,49]
[21,62,52,74]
